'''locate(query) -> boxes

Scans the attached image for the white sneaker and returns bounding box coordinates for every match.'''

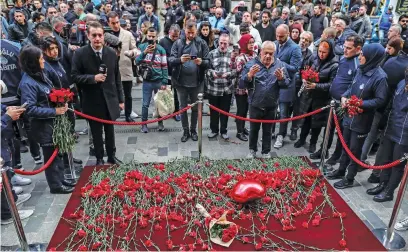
[15,193,31,206]
[395,218,408,231]
[11,175,32,186]
[247,150,256,158]
[130,111,140,119]
[13,186,23,195]
[274,135,284,149]
[262,153,271,159]
[1,209,34,225]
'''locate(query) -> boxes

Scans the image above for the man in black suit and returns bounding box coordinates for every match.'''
[71,21,124,165]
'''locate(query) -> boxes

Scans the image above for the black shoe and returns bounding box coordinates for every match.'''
[333,178,354,189]
[20,145,28,153]
[181,130,190,142]
[73,158,83,164]
[289,130,297,141]
[236,133,248,141]
[326,154,340,165]
[96,159,104,166]
[326,169,345,180]
[373,188,394,202]
[243,128,249,135]
[50,185,74,194]
[308,144,316,153]
[191,131,198,141]
[367,182,387,195]
[368,173,381,183]
[294,139,305,148]
[62,179,77,187]
[310,149,330,160]
[107,156,122,165]
[125,116,135,122]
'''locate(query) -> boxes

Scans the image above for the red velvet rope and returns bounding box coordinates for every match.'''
[333,113,404,170]
[207,104,328,123]
[72,105,193,125]
[13,149,59,175]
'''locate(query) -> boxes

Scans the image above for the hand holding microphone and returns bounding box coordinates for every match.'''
[95,64,107,83]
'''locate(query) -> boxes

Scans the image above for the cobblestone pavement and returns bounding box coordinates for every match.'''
[1,85,408,249]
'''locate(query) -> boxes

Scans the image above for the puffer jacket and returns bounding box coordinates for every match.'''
[384,80,408,146]
[18,73,57,146]
[239,57,290,109]
[342,67,388,134]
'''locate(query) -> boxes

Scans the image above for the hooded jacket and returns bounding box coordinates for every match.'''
[342,43,389,134]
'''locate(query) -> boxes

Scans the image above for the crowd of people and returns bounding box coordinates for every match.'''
[2,0,408,231]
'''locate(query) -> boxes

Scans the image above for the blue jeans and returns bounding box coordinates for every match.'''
[278,102,290,137]
[142,81,162,121]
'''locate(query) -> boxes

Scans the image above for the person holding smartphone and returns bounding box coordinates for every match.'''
[169,20,210,142]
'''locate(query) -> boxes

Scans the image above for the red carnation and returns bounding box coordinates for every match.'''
[144,239,153,247]
[78,245,87,251]
[77,229,86,238]
[255,242,263,250]
[302,222,309,228]
[339,239,347,247]
[166,240,174,250]
[92,242,102,250]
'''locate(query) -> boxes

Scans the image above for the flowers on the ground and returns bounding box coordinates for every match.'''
[56,157,348,251]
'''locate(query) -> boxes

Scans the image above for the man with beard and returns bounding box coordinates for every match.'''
[159,24,181,121]
[255,10,276,42]
[334,17,357,56]
[9,0,31,24]
[8,10,32,42]
[399,14,408,40]
[349,6,363,34]
[309,5,328,40]
[358,5,372,38]
[290,31,313,141]
[45,6,59,24]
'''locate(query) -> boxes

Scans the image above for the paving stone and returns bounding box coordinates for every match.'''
[363,219,374,230]
[361,209,386,229]
[127,136,138,144]
[168,143,178,152]
[24,213,47,233]
[31,181,48,192]
[23,191,44,207]
[208,137,218,141]
[123,153,134,162]
[191,151,199,158]
[34,196,54,215]
[158,147,168,157]
[219,139,230,145]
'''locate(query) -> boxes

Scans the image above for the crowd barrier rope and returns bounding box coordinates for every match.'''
[13,149,59,176]
[333,112,407,170]
[207,103,329,123]
[71,103,194,125]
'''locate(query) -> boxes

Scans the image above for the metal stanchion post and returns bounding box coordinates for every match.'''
[313,101,335,175]
[0,158,46,251]
[67,152,78,180]
[197,93,204,160]
[373,156,408,250]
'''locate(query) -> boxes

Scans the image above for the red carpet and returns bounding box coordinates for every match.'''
[47,159,385,251]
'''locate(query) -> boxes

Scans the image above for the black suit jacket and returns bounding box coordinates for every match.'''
[71,45,124,120]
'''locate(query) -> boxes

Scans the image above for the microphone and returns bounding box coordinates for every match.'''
[99,64,107,75]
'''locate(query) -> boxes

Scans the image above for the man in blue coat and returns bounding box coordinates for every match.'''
[240,41,290,158]
[273,24,302,149]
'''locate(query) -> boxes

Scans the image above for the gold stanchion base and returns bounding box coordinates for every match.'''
[373,228,406,250]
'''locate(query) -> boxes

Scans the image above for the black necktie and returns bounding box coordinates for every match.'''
[96,52,102,65]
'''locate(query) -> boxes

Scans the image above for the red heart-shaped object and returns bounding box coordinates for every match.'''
[230,180,266,203]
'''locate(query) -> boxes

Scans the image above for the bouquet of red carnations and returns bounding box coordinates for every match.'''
[49,88,75,153]
[344,95,364,117]
[298,67,320,97]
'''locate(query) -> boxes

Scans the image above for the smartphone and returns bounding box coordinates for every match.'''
[190,55,197,60]
[19,102,28,109]
[148,40,154,45]
[233,45,240,54]
[238,6,248,12]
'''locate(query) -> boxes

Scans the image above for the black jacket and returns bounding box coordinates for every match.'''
[168,37,210,87]
[299,54,339,128]
[8,22,32,42]
[295,48,314,89]
[18,73,58,146]
[159,36,175,75]
[71,45,124,120]
[64,11,77,24]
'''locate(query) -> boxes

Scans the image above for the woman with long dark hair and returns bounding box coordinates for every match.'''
[295,39,339,153]
[235,34,257,142]
[199,21,216,51]
[18,45,75,194]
